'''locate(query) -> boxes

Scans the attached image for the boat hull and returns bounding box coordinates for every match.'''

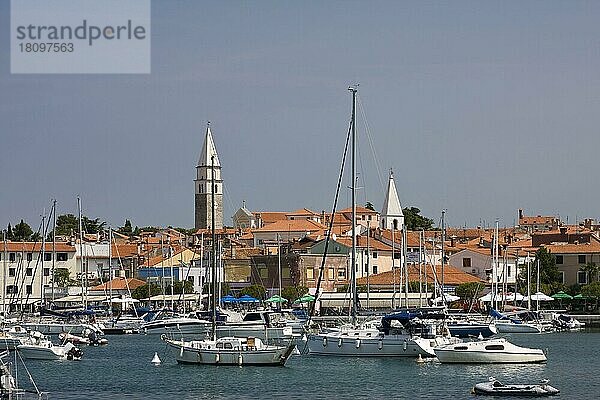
[17,345,65,360]
[306,333,439,357]
[495,322,542,334]
[164,338,295,366]
[473,381,560,396]
[434,339,546,364]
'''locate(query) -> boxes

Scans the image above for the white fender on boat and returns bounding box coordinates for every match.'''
[180,345,184,357]
[322,337,327,347]
[151,352,161,365]
[378,340,383,350]
[403,340,407,351]
[238,354,243,366]
[338,338,343,348]
[215,353,220,363]
[416,354,424,364]
[355,339,361,348]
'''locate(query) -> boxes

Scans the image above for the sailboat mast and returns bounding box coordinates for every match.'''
[211,152,217,341]
[40,210,46,308]
[51,199,56,302]
[441,209,446,302]
[109,227,113,318]
[277,233,282,310]
[403,224,408,308]
[78,197,86,309]
[349,85,357,326]
[2,230,6,316]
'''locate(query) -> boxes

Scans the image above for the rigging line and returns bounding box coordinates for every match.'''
[18,214,45,316]
[357,93,385,192]
[307,116,353,327]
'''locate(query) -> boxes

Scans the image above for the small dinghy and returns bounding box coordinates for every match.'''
[473,377,560,396]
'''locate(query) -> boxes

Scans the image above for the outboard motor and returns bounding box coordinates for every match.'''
[66,346,83,360]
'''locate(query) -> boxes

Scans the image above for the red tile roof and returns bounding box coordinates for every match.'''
[91,277,146,291]
[2,241,75,252]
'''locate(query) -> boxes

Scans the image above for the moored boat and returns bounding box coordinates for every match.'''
[17,332,83,360]
[473,377,559,396]
[163,335,296,366]
[434,338,546,363]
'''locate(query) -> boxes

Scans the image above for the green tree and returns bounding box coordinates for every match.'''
[402,207,434,230]
[53,214,106,236]
[202,282,231,296]
[535,247,561,284]
[6,224,13,240]
[281,285,309,303]
[407,281,434,293]
[365,202,375,211]
[168,280,194,294]
[118,219,133,235]
[12,220,34,241]
[335,284,368,293]
[240,284,266,300]
[583,262,600,283]
[455,282,484,300]
[581,281,600,298]
[53,268,73,287]
[131,282,162,300]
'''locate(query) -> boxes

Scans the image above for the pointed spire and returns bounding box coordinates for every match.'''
[198,122,221,167]
[381,168,404,230]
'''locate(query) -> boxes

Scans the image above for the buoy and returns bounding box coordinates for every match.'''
[416,354,424,364]
[151,352,161,365]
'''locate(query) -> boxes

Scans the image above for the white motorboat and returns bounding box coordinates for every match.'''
[0,326,30,350]
[17,332,83,360]
[434,338,546,363]
[494,320,543,334]
[21,319,103,336]
[550,313,585,331]
[216,311,294,341]
[58,331,108,346]
[141,310,211,335]
[490,309,546,334]
[473,377,559,396]
[163,335,296,366]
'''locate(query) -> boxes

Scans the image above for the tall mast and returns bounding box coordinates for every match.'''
[211,151,217,341]
[40,210,46,308]
[2,230,6,316]
[51,199,56,302]
[366,222,370,310]
[277,233,282,310]
[349,85,358,326]
[78,197,86,308]
[109,227,113,318]
[441,209,446,302]
[403,223,408,308]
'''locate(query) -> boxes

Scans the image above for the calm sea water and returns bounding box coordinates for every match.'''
[17,330,599,399]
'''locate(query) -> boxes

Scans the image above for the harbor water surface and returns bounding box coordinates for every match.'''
[22,330,599,399]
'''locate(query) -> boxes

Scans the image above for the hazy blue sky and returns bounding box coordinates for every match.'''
[2,1,600,232]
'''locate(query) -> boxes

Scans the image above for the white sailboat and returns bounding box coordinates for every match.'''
[162,123,296,366]
[306,87,456,358]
